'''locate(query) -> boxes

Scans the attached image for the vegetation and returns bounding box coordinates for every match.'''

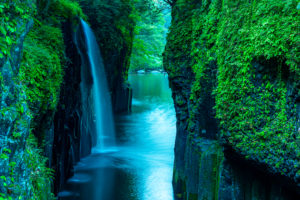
[0,0,34,59]
[2,0,299,199]
[213,0,299,179]
[129,0,170,72]
[20,24,64,116]
[164,0,300,182]
[49,0,86,20]
[24,134,55,200]
[1,0,85,199]
[1,0,145,199]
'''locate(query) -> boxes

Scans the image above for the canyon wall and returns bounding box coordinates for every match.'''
[0,0,135,198]
[164,0,300,199]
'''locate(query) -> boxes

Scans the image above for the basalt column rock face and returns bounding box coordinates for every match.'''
[175,137,298,200]
[52,21,95,193]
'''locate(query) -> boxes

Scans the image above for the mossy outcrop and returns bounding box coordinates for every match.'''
[0,0,136,198]
[164,0,300,199]
[0,1,55,198]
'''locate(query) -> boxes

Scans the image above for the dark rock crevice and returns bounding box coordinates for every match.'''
[52,21,87,194]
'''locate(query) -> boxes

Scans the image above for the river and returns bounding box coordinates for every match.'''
[59,73,176,200]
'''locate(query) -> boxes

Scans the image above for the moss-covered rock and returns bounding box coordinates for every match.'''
[0,0,86,198]
[1,0,137,198]
[164,0,300,198]
[0,0,55,198]
[20,24,64,121]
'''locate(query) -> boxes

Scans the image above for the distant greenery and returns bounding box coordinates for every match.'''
[129,0,170,72]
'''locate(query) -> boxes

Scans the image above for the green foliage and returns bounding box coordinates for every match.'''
[0,148,17,200]
[163,0,196,77]
[129,3,169,72]
[0,0,35,58]
[1,0,87,199]
[164,0,300,181]
[24,134,55,200]
[49,0,86,20]
[20,23,64,115]
[213,0,299,178]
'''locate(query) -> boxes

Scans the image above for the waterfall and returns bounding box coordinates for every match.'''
[79,20,116,151]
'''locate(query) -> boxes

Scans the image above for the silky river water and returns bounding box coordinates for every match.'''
[59,73,176,200]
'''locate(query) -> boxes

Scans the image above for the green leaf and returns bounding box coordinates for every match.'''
[3,148,11,153]
[5,36,12,45]
[20,106,24,114]
[0,176,6,181]
[0,27,6,36]
[0,153,9,159]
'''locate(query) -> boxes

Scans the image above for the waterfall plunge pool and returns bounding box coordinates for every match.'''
[59,73,176,200]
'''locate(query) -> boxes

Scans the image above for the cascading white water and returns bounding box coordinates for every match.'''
[80,20,115,151]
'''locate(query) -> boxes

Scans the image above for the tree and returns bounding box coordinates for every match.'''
[129,0,171,72]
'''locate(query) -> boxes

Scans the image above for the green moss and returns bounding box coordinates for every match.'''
[20,23,64,115]
[163,0,196,78]
[24,134,55,200]
[164,0,300,182]
[0,1,35,58]
[1,0,87,199]
[49,0,86,20]
[213,0,299,179]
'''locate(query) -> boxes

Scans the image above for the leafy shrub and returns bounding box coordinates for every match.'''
[20,23,64,115]
[49,0,86,20]
[0,0,35,58]
[24,134,55,200]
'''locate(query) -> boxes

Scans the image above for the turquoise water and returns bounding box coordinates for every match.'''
[59,73,176,200]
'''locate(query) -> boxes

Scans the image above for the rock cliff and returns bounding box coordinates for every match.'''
[0,0,135,198]
[164,0,300,199]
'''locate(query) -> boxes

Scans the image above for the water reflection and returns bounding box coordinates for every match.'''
[59,73,176,200]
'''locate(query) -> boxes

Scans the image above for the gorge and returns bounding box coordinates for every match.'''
[0,0,299,200]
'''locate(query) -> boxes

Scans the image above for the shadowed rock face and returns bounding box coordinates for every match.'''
[52,0,135,191]
[174,136,298,200]
[52,21,91,194]
[78,0,134,114]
